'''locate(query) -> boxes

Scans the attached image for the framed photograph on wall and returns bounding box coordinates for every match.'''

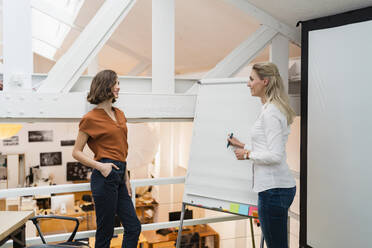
[60,140,75,146]
[3,136,19,146]
[40,152,62,166]
[66,162,92,181]
[29,130,53,142]
[0,156,7,180]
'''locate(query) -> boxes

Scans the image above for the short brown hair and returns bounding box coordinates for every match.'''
[87,70,118,104]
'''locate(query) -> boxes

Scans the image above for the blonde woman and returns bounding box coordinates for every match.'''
[228,63,296,248]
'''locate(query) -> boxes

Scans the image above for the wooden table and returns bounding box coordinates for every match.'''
[142,225,219,248]
[0,211,34,247]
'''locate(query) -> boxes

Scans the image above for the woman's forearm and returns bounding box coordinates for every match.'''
[125,168,130,182]
[72,150,102,170]
[249,150,283,164]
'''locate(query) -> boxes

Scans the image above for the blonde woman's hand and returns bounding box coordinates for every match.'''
[234,148,247,160]
[99,162,119,178]
[227,134,245,149]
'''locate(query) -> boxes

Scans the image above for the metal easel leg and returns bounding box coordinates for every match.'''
[176,203,186,248]
[260,233,264,248]
[249,217,256,248]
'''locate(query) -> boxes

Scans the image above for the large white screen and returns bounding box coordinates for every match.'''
[307,20,372,247]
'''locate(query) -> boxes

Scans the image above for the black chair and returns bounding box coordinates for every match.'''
[28,216,89,248]
[177,232,200,248]
[81,195,94,212]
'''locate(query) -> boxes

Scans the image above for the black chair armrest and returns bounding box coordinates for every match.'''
[30,215,80,243]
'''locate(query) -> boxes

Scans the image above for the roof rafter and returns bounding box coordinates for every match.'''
[37,0,138,93]
[204,25,278,78]
[223,0,301,46]
[31,1,150,64]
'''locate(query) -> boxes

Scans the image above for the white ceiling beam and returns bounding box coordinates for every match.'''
[87,56,100,75]
[0,92,196,120]
[270,34,289,93]
[31,75,197,93]
[152,0,175,94]
[3,0,33,92]
[203,25,278,78]
[223,0,301,46]
[31,1,149,64]
[30,0,77,28]
[37,0,137,93]
[32,36,59,50]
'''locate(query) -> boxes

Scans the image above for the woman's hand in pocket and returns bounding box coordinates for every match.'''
[99,162,119,177]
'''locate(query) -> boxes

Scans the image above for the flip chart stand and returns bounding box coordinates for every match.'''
[175,202,264,248]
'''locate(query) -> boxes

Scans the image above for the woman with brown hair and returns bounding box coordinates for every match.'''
[228,63,296,248]
[73,70,141,248]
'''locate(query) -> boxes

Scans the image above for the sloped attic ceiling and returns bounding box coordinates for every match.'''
[31,0,372,75]
[56,0,301,75]
[246,0,372,27]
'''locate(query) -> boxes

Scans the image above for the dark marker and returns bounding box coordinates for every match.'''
[227,133,234,148]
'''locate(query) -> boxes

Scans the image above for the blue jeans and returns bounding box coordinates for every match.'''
[258,187,296,248]
[90,158,141,248]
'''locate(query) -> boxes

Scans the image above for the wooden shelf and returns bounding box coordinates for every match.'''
[141,225,219,248]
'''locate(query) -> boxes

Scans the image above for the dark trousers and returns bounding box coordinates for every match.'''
[258,187,296,248]
[90,158,141,248]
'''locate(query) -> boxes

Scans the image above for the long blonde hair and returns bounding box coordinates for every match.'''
[252,62,296,125]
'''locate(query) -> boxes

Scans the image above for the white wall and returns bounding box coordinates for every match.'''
[0,122,160,186]
[151,122,206,222]
[33,53,55,74]
[0,122,83,185]
[6,154,19,188]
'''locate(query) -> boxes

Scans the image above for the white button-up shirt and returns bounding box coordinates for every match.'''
[245,103,296,192]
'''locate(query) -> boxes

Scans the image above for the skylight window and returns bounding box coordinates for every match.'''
[31,0,85,60]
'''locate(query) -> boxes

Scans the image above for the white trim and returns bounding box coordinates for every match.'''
[0,92,196,120]
[0,183,90,198]
[66,76,197,93]
[199,77,248,85]
[131,176,185,187]
[0,177,186,198]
